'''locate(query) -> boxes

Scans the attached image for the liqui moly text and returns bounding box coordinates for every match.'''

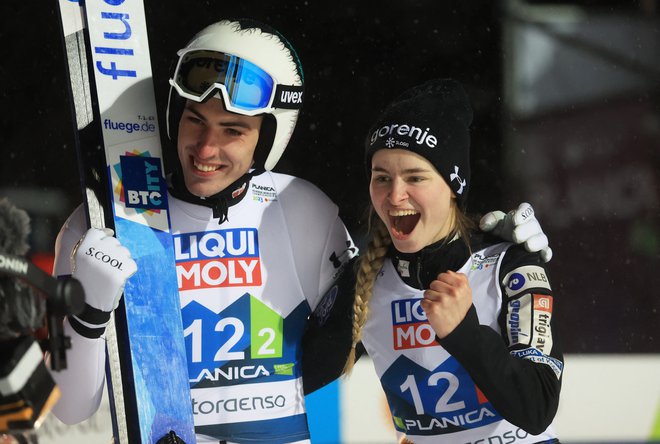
[174,228,262,290]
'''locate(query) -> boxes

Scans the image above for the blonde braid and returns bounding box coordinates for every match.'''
[343,217,391,375]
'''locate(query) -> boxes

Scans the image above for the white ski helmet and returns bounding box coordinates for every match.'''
[167,19,304,171]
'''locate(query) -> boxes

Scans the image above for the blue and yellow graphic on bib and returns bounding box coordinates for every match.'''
[382,298,501,435]
[182,294,292,386]
[382,355,500,435]
[174,225,312,440]
[181,294,311,439]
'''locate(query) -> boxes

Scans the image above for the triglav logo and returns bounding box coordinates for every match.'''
[371,123,438,148]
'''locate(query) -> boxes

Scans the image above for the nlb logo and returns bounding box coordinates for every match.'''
[174,229,262,290]
[507,273,525,292]
[120,155,166,210]
[503,265,551,297]
[392,299,437,350]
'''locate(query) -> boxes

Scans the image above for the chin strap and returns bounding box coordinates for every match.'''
[168,168,264,224]
[210,197,229,222]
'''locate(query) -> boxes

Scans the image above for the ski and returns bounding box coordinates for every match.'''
[54,0,195,442]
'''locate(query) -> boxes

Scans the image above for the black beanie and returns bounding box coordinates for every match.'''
[365,78,473,208]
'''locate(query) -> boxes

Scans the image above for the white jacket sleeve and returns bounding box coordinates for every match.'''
[47,320,108,424]
[46,205,107,424]
[274,175,358,311]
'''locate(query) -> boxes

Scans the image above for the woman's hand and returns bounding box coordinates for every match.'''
[421,270,472,339]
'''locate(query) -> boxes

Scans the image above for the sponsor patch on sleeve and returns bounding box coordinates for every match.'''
[312,285,338,326]
[531,294,553,354]
[502,265,551,297]
[506,294,532,347]
[511,347,563,379]
[507,293,554,353]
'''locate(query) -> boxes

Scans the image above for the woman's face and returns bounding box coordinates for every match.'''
[369,149,455,253]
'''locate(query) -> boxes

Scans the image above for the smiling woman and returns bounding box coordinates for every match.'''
[369,149,456,253]
[364,80,473,254]
[343,79,563,443]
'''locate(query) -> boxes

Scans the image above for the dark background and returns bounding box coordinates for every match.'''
[1,1,658,354]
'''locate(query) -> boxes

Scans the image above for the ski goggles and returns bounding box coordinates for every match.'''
[170,49,303,116]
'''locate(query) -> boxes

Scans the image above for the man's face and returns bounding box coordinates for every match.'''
[177,97,263,197]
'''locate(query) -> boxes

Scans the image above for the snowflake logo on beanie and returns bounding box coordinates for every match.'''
[385,137,396,148]
[450,165,467,194]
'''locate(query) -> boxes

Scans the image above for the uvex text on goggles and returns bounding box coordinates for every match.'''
[170,50,304,116]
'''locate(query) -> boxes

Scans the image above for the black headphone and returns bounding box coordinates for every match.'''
[0,253,85,370]
[0,253,84,317]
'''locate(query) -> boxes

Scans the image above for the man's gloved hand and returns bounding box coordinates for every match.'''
[479,202,553,262]
[68,228,137,338]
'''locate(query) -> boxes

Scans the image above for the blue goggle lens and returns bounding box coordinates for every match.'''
[175,50,275,112]
[230,58,274,110]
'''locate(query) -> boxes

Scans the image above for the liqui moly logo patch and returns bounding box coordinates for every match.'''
[391,298,438,350]
[174,228,262,290]
[506,293,554,353]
